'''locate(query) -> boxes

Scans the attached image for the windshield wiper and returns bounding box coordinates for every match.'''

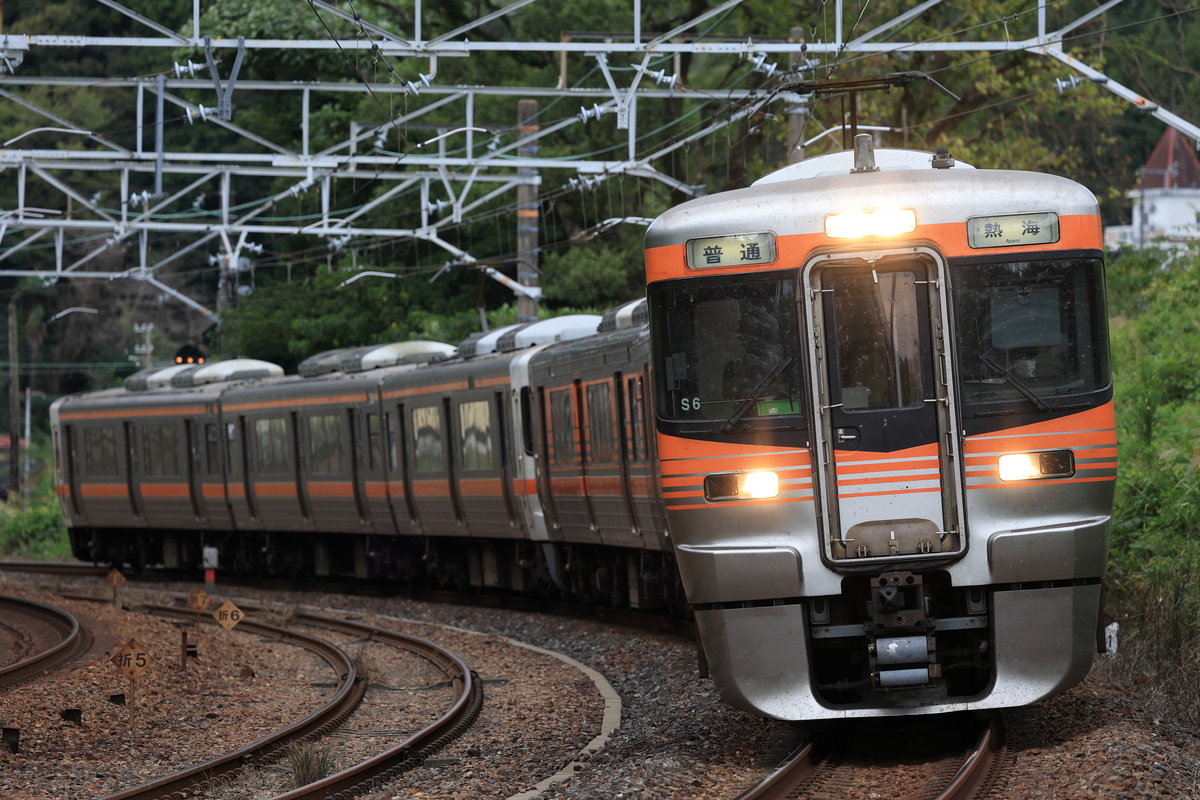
[721,357,794,433]
[980,355,1054,412]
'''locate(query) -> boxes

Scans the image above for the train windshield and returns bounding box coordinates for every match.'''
[649,272,805,429]
[953,256,1110,409]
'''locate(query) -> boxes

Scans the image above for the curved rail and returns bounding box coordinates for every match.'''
[96,605,482,800]
[97,611,363,800]
[0,594,85,689]
[262,609,484,800]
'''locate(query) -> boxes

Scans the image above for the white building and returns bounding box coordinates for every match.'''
[1105,127,1200,249]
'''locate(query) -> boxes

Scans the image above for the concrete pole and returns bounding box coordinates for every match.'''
[8,299,19,503]
[516,99,540,323]
[788,27,806,165]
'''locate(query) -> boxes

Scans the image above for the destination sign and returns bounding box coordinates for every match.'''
[686,232,776,269]
[967,212,1059,248]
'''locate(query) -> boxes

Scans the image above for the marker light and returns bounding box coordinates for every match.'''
[704,470,780,501]
[998,451,1075,482]
[824,209,917,239]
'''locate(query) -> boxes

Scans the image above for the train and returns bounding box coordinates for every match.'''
[51,134,1116,722]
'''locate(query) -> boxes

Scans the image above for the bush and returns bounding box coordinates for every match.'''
[0,503,71,560]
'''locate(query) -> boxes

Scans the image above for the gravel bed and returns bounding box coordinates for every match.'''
[2,570,1199,800]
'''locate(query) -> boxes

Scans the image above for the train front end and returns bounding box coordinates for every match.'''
[644,140,1116,720]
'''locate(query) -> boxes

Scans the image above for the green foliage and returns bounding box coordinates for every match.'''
[0,504,71,560]
[1107,243,1200,719]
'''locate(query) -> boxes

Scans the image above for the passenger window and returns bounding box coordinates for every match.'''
[84,426,119,476]
[586,383,615,464]
[226,422,242,478]
[366,413,383,471]
[255,418,290,474]
[142,424,180,476]
[412,406,444,473]
[458,400,493,470]
[549,389,576,466]
[307,414,343,474]
[627,376,645,463]
[204,423,220,476]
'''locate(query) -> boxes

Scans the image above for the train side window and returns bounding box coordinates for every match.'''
[204,423,221,476]
[412,405,445,473]
[84,426,119,476]
[586,383,616,464]
[307,413,344,474]
[366,413,383,471]
[549,388,576,466]
[385,411,399,472]
[142,424,180,476]
[458,400,493,470]
[627,376,644,463]
[225,422,242,478]
[520,387,534,456]
[255,417,290,474]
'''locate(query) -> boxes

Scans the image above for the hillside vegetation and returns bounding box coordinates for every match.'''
[1104,243,1200,725]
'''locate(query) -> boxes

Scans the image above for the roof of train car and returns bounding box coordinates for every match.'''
[51,379,232,417]
[526,321,650,379]
[645,149,1099,249]
[376,342,518,396]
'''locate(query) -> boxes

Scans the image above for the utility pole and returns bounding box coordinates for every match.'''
[788,26,807,165]
[516,99,540,323]
[7,298,19,503]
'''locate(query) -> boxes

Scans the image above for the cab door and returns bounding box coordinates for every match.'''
[803,247,965,565]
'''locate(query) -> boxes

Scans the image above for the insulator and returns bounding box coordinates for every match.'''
[185,105,212,124]
[1055,75,1084,94]
[173,60,202,79]
[578,103,605,123]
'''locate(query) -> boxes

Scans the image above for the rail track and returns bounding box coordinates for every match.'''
[737,715,1007,800]
[0,594,90,690]
[84,602,483,800]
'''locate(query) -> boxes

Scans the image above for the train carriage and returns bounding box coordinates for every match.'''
[643,137,1116,720]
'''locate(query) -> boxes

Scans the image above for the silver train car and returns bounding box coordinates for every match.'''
[51,306,680,609]
[643,136,1116,720]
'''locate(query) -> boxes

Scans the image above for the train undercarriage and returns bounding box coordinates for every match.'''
[68,527,685,610]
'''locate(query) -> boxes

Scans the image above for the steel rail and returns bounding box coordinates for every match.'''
[933,716,1005,800]
[0,594,84,688]
[733,716,1004,800]
[96,610,364,800]
[253,609,485,800]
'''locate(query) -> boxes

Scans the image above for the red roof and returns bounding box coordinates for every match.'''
[1132,127,1200,191]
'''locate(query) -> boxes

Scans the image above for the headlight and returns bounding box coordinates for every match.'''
[704,470,780,501]
[998,451,1075,481]
[824,209,917,239]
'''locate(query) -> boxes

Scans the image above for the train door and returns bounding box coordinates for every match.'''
[619,372,659,543]
[58,424,85,523]
[360,408,390,529]
[124,421,146,521]
[223,415,261,529]
[248,413,311,532]
[585,378,637,547]
[543,382,595,542]
[453,392,517,537]
[408,400,465,534]
[388,404,421,534]
[184,419,209,523]
[803,248,965,565]
[302,409,362,531]
[200,420,234,528]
